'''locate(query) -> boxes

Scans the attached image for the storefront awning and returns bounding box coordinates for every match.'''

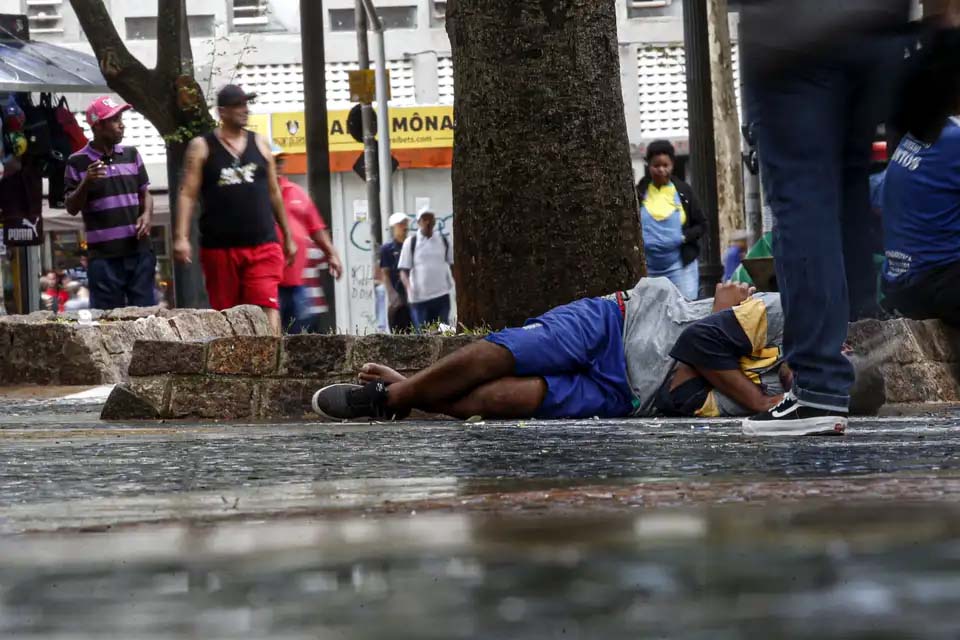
[0,40,107,94]
[42,193,170,233]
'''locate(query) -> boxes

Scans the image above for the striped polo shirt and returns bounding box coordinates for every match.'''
[64,144,151,259]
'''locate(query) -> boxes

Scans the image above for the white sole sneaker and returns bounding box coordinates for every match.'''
[742,415,848,437]
[311,384,349,419]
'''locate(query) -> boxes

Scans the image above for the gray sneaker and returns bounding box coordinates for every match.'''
[311,381,406,421]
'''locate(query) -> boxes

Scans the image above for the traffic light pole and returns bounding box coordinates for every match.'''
[359,0,394,219]
[355,0,383,257]
[300,0,336,331]
[683,0,722,295]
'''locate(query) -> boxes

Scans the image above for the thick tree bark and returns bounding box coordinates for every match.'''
[708,0,745,248]
[447,0,644,329]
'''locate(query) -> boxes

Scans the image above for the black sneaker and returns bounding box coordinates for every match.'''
[742,392,848,436]
[311,382,407,421]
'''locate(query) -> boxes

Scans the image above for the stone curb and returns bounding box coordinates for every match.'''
[105,333,481,421]
[0,305,272,386]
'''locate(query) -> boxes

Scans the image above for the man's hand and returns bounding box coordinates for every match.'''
[328,254,343,280]
[284,236,298,267]
[388,294,405,313]
[173,236,193,264]
[712,282,756,313]
[85,160,108,183]
[135,211,152,240]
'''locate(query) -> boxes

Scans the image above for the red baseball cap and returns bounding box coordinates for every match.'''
[85,96,131,127]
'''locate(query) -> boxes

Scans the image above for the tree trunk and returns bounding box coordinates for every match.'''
[166,141,208,308]
[708,0,745,248]
[447,0,644,329]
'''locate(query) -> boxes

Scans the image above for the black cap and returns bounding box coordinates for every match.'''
[217,84,257,107]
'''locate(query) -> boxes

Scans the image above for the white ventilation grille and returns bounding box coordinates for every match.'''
[437,56,454,105]
[637,43,741,139]
[232,60,418,108]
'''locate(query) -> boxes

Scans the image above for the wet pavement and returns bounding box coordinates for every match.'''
[3,391,960,638]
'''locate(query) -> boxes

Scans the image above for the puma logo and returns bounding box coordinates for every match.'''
[21,218,39,237]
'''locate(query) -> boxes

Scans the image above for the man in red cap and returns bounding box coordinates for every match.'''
[64,96,155,310]
[175,84,296,334]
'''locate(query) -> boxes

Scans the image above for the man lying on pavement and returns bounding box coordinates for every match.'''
[312,278,844,436]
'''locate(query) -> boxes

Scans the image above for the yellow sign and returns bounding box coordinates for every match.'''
[271,112,308,153]
[348,69,378,104]
[246,114,270,137]
[269,106,454,154]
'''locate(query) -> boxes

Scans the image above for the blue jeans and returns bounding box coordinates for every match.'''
[650,258,699,300]
[88,251,156,310]
[411,294,450,331]
[746,41,900,411]
[279,285,312,334]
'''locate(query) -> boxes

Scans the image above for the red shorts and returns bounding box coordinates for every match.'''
[200,242,284,310]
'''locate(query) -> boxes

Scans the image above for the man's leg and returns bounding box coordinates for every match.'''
[199,248,242,311]
[87,257,126,311]
[385,340,516,411]
[409,302,426,332]
[884,261,960,326]
[388,304,413,334]
[240,243,285,336]
[356,361,546,419]
[434,294,451,325]
[751,61,854,413]
[314,297,627,420]
[123,251,157,307]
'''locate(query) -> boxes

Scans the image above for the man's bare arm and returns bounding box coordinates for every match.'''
[136,189,154,239]
[310,229,343,280]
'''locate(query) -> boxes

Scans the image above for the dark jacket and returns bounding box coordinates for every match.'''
[637,175,707,267]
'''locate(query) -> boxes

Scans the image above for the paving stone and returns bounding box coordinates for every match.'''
[279,335,354,376]
[882,362,960,404]
[168,376,258,419]
[908,320,960,363]
[349,334,440,372]
[195,309,235,338]
[100,384,162,420]
[62,326,117,384]
[167,313,212,342]
[102,306,163,321]
[206,337,280,376]
[128,341,207,376]
[4,324,92,385]
[222,305,273,337]
[129,375,172,412]
[260,379,316,419]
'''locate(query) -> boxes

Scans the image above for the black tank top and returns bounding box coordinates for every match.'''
[199,130,278,248]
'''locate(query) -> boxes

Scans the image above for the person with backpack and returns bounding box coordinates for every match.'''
[398,207,454,331]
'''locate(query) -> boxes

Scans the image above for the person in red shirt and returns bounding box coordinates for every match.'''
[274,151,343,333]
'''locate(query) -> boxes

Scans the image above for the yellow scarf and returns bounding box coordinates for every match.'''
[644,183,687,224]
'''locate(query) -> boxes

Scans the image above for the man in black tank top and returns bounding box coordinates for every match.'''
[174,85,297,335]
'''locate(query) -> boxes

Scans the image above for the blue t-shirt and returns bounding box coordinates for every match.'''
[379,239,406,300]
[882,119,960,283]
